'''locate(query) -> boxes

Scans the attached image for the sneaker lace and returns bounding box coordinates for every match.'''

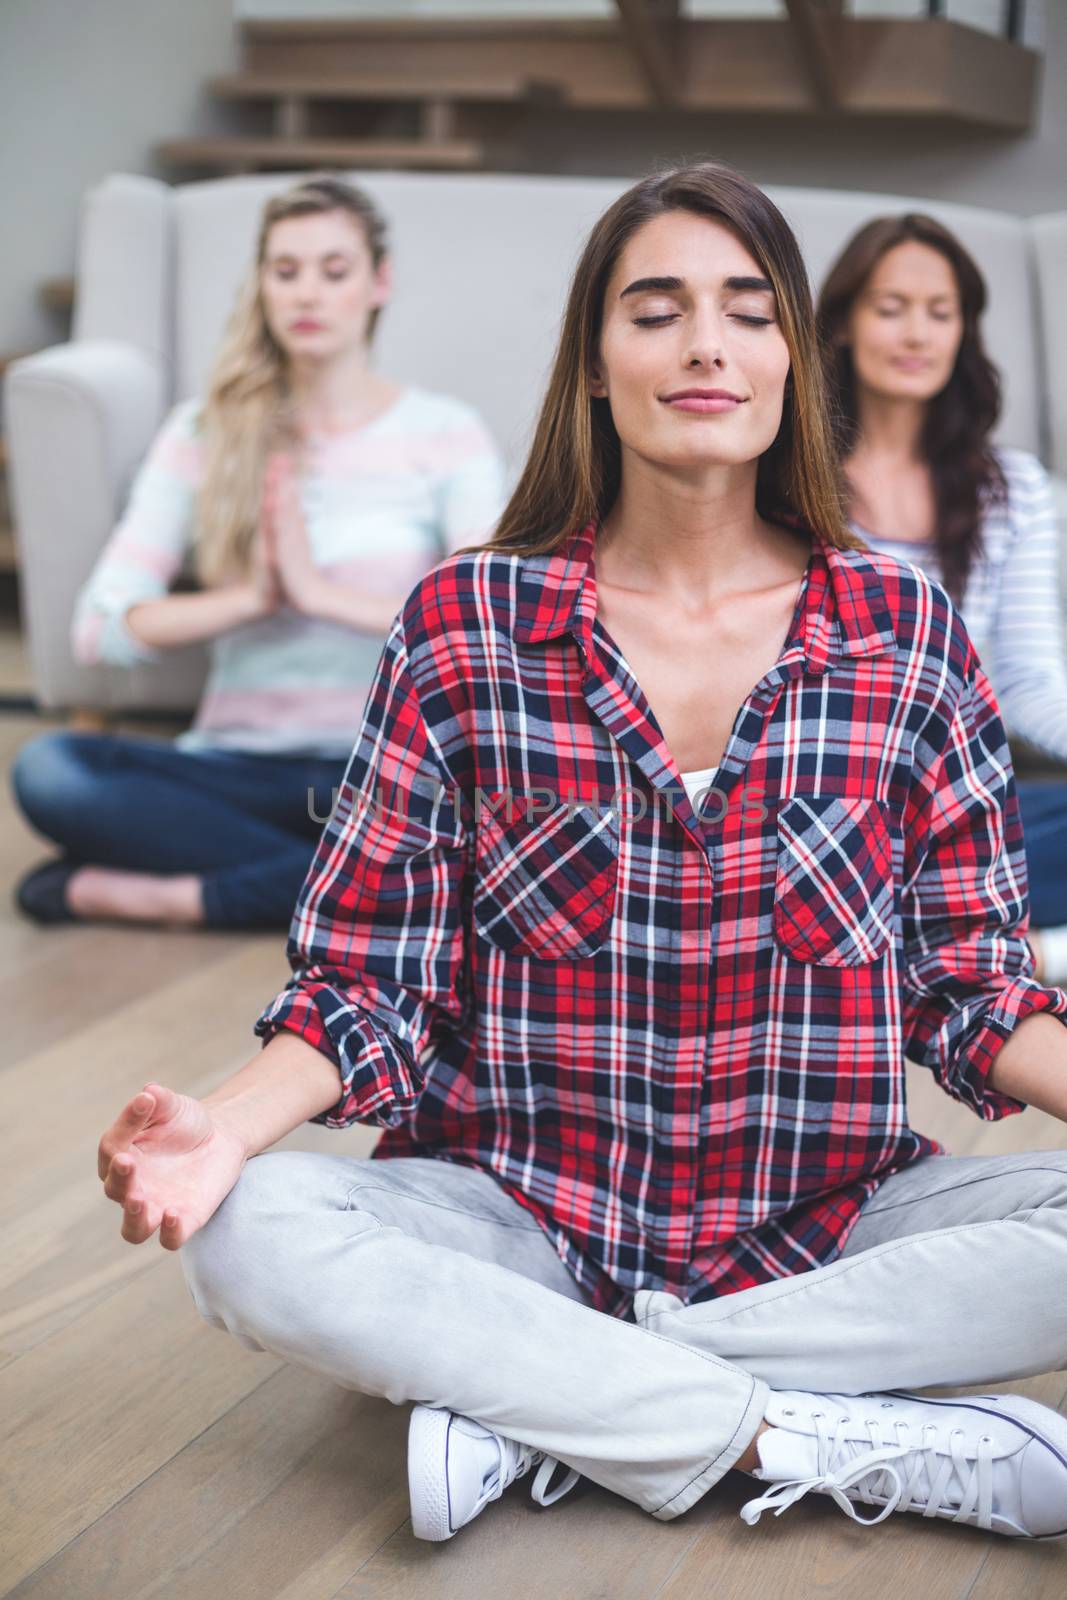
[740,1409,996,1530]
[497,1436,581,1507]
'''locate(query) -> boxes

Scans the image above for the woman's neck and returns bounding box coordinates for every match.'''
[851,389,928,466]
[286,347,402,435]
[596,455,806,611]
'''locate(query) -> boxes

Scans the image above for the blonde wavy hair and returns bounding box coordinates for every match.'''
[193,175,389,586]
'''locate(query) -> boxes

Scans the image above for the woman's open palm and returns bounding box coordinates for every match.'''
[98,1084,247,1250]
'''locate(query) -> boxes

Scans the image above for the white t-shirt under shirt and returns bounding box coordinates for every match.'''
[71,385,507,758]
[679,764,720,812]
[854,445,1067,766]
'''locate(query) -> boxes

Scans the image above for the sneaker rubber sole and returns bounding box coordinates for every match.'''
[407,1404,455,1541]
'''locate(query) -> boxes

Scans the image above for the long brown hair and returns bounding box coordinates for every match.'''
[457,160,861,561]
[816,213,1007,606]
[195,174,390,585]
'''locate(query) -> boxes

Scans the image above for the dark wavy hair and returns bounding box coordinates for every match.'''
[462,159,862,560]
[815,213,1007,606]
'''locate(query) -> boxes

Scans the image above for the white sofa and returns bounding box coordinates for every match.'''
[6,170,1067,717]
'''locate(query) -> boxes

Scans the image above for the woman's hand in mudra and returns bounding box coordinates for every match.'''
[249,503,284,616]
[263,449,327,617]
[98,1084,248,1250]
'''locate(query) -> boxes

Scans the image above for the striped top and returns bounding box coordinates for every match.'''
[853,446,1067,766]
[71,386,507,756]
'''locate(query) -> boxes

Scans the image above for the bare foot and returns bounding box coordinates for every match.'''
[66,865,205,925]
[734,1419,772,1476]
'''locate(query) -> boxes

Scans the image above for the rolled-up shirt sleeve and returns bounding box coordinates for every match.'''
[254,614,472,1129]
[900,636,1067,1119]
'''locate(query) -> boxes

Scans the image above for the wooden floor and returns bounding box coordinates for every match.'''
[2,691,1067,1597]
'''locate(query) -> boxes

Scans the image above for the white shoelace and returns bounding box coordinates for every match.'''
[740,1411,997,1530]
[480,1435,581,1515]
[529,1454,582,1506]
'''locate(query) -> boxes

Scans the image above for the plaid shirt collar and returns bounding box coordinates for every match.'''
[513,517,899,675]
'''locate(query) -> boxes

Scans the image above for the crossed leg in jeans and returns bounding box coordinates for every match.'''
[180,1146,1067,1541]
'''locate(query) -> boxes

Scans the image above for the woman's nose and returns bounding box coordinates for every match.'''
[683,331,726,368]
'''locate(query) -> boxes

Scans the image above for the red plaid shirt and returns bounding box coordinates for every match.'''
[256,519,1067,1318]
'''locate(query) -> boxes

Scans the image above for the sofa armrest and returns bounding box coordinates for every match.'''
[4,341,206,713]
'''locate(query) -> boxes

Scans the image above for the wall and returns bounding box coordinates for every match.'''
[0,0,240,358]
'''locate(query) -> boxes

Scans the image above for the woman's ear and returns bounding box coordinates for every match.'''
[372,253,393,309]
[588,362,608,399]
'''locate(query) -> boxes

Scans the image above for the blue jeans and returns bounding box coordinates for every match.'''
[180,1146,1067,1521]
[10,730,348,929]
[1017,779,1067,927]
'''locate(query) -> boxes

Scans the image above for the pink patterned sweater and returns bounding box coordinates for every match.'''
[72,386,507,756]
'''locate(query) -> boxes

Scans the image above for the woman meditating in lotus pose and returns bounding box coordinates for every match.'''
[97,161,1067,1544]
[817,210,1067,992]
[12,174,504,930]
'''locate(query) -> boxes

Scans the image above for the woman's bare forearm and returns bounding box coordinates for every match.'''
[297,575,407,635]
[125,584,269,650]
[202,1030,343,1158]
[987,1009,1067,1121]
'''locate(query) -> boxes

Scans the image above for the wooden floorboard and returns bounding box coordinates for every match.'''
[1,702,1066,1596]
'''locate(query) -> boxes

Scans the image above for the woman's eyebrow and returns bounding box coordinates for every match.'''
[873,288,957,303]
[619,273,774,299]
[267,250,355,265]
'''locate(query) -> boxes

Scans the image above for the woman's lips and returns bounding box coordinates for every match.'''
[661,396,743,413]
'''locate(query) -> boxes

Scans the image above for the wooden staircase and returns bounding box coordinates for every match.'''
[156,34,578,175]
[154,2,1042,177]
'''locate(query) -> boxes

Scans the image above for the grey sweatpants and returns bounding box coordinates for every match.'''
[179,1146,1067,1520]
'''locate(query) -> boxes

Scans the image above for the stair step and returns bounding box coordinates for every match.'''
[155,136,485,172]
[208,72,565,105]
[244,16,611,41]
[235,12,1037,131]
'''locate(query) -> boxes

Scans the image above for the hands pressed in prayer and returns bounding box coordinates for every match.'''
[261,450,324,617]
[260,448,409,635]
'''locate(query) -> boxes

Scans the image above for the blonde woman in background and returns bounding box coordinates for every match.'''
[11,175,505,930]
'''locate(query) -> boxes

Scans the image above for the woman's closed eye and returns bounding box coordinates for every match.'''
[875,304,955,322]
[272,267,351,283]
[632,313,772,328]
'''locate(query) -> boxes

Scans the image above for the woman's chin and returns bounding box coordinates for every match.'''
[646,444,762,475]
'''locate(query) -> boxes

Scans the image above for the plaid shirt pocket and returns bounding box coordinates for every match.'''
[472,800,619,961]
[773,795,895,967]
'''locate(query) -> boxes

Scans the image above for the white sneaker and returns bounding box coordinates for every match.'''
[407,1403,581,1541]
[739,1388,1067,1538]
